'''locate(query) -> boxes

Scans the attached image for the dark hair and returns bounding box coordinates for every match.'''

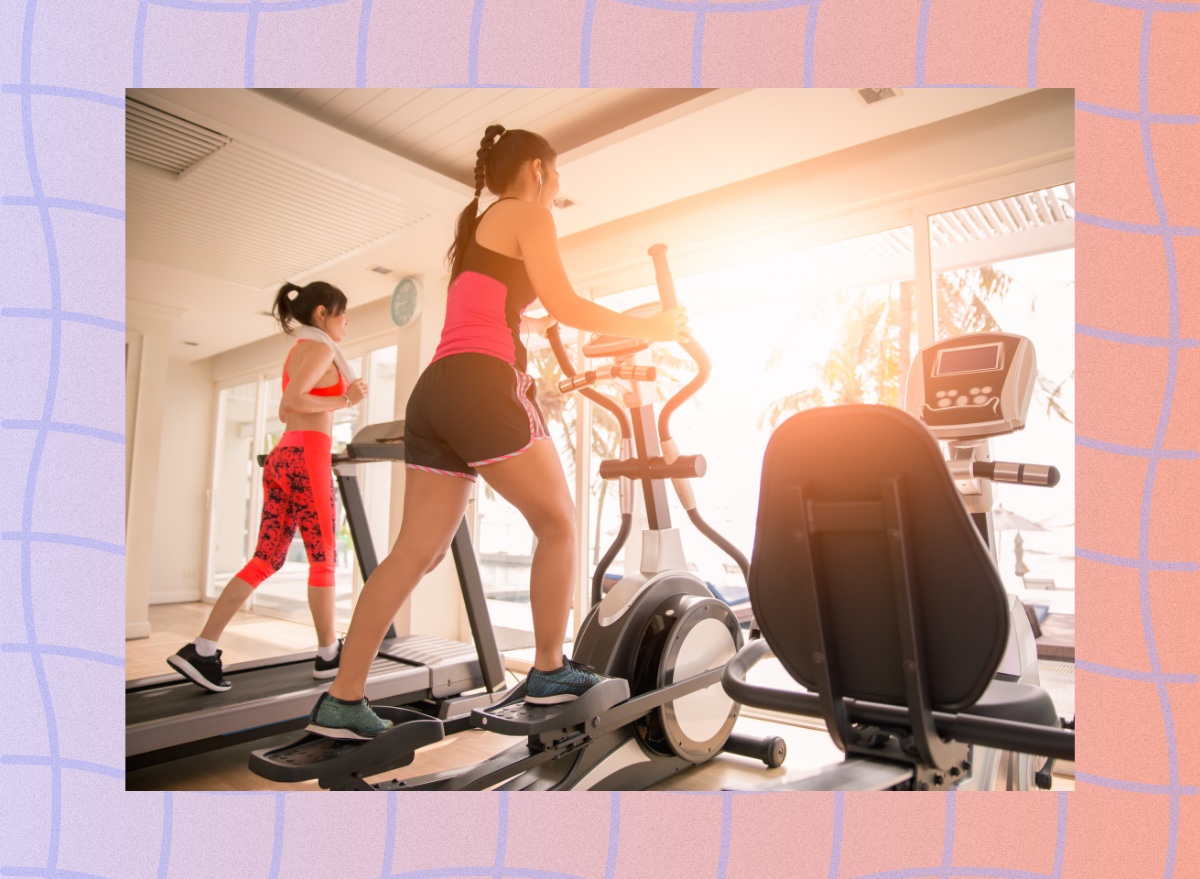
[446,124,557,280]
[272,280,348,334]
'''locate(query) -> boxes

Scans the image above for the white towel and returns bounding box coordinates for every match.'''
[291,324,358,385]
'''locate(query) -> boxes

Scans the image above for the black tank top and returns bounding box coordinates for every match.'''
[433,198,538,371]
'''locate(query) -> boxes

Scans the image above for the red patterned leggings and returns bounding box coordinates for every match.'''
[237,431,337,588]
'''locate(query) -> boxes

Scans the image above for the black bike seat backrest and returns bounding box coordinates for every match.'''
[750,404,1008,712]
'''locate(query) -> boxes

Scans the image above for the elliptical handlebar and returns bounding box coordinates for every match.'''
[546,322,635,607]
[648,244,710,445]
[545,246,753,601]
[647,243,678,310]
[546,323,633,441]
[558,364,657,394]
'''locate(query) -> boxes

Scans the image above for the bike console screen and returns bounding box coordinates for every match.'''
[905,332,1036,440]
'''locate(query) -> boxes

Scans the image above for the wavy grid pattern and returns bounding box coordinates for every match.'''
[1,1,1197,878]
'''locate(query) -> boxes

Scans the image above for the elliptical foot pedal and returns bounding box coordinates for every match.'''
[249,706,444,785]
[471,678,630,736]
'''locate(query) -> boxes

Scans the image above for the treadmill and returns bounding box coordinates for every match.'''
[126,420,507,771]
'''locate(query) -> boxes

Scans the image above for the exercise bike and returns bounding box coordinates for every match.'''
[722,330,1075,791]
[248,245,784,790]
[904,331,1066,790]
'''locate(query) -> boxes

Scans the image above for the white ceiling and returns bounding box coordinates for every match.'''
[126,87,1033,361]
[253,88,711,186]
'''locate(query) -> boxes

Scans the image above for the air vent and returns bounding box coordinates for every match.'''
[853,88,902,106]
[126,97,232,177]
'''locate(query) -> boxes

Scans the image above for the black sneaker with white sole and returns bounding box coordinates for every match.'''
[313,638,343,679]
[167,642,231,692]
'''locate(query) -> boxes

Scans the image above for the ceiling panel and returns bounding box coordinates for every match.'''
[127,134,431,289]
[253,88,711,185]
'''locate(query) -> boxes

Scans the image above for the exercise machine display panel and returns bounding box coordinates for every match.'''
[905,332,1035,440]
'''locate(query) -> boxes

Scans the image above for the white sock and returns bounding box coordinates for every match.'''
[317,641,340,661]
[194,637,218,657]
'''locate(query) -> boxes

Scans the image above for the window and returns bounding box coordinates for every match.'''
[587,227,918,614]
[930,185,1076,616]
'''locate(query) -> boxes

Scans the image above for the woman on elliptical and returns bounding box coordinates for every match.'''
[308,125,689,739]
[168,281,368,692]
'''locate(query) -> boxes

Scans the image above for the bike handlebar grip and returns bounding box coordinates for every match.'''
[974,461,1060,487]
[647,244,678,311]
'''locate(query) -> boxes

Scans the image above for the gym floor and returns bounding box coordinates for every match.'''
[126,603,1074,792]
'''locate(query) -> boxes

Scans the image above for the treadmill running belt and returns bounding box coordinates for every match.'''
[127,656,416,728]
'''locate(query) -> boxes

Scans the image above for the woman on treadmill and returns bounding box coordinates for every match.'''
[168,281,368,691]
[308,125,689,739]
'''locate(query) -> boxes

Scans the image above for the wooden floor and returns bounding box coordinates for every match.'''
[127,603,1073,792]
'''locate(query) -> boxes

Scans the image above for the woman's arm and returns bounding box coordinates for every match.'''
[516,205,687,343]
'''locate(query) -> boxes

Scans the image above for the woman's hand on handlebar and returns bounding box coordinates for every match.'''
[521,313,559,337]
[641,306,691,343]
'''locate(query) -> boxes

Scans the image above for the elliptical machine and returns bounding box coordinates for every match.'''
[248,245,784,790]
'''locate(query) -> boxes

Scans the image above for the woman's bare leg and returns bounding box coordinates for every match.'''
[476,440,576,672]
[307,586,337,647]
[198,576,254,643]
[327,469,473,702]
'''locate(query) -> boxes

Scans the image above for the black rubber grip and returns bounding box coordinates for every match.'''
[974,461,1060,487]
[598,454,706,481]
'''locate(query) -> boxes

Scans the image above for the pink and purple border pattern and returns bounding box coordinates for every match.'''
[1,1,1197,877]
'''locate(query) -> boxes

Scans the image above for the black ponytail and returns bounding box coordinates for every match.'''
[445,124,556,280]
[272,280,348,334]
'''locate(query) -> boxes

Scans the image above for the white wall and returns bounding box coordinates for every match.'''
[126,301,185,639]
[148,357,214,604]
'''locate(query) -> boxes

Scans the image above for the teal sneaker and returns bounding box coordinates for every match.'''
[525,657,613,705]
[306,692,393,740]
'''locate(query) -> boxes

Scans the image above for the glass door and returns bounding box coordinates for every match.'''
[206,380,261,600]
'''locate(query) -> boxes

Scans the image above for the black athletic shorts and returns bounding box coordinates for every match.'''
[404,353,549,481]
